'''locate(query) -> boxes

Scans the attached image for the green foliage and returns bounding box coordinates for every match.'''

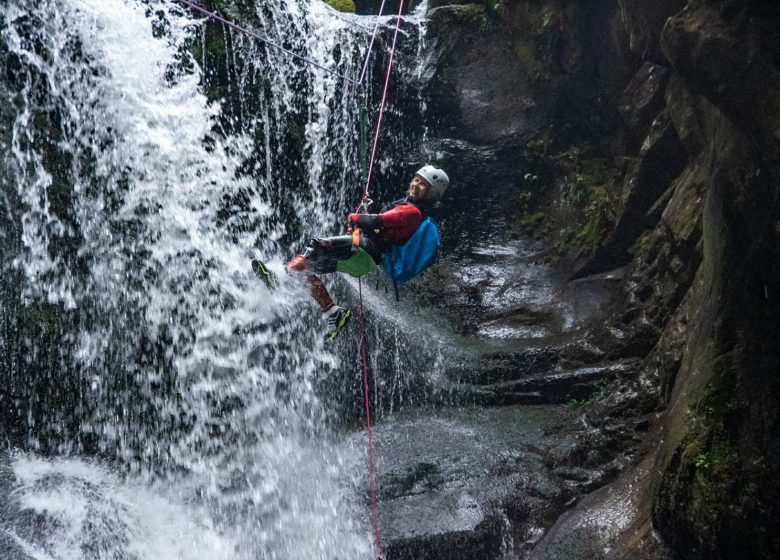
[444,4,489,28]
[577,185,610,249]
[518,190,533,204]
[526,137,547,154]
[562,173,587,204]
[520,211,546,230]
[514,38,544,81]
[553,152,620,255]
[325,0,356,13]
[694,447,738,484]
[541,6,555,29]
[567,378,610,410]
[484,0,505,15]
[552,145,581,162]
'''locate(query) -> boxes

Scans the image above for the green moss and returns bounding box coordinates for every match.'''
[205,26,228,58]
[576,185,610,249]
[325,0,355,13]
[48,176,74,221]
[443,4,487,27]
[19,304,62,336]
[661,339,776,547]
[484,0,505,15]
[508,3,562,83]
[540,6,555,30]
[566,379,610,410]
[552,152,621,256]
[628,230,653,257]
[514,38,544,81]
[520,211,546,230]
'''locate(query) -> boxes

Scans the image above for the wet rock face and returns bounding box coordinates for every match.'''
[576,108,686,277]
[641,2,780,558]
[618,62,671,146]
[425,5,539,145]
[661,1,780,159]
[354,0,420,15]
[423,1,631,148]
[617,0,687,65]
[369,406,627,559]
[413,0,780,557]
[650,113,780,559]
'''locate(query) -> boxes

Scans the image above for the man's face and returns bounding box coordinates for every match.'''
[409,174,431,199]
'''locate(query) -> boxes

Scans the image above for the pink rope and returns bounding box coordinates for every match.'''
[358,280,381,559]
[176,1,408,556]
[357,4,405,558]
[355,0,406,212]
[172,0,388,86]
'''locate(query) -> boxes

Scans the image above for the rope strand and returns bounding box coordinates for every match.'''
[357,2,405,557]
[355,0,406,212]
[175,1,409,556]
[172,0,387,86]
[358,280,381,559]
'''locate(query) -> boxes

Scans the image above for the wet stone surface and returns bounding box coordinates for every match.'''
[352,405,622,559]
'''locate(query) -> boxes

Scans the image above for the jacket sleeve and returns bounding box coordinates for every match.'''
[377,204,424,244]
[349,213,383,230]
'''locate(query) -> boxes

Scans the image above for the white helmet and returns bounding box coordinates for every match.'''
[416,165,449,200]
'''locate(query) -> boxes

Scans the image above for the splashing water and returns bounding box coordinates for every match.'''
[1,0,432,557]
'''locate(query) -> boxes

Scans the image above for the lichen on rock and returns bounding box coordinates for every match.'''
[324,0,356,14]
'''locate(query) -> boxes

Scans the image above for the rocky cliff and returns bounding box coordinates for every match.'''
[2,0,779,557]
[419,0,780,557]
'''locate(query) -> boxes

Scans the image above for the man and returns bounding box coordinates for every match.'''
[274,165,449,341]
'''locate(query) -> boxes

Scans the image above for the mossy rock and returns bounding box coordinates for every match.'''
[514,37,544,81]
[428,4,486,29]
[325,0,356,13]
[520,211,545,230]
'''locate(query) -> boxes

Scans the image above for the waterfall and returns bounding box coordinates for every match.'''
[0,0,432,557]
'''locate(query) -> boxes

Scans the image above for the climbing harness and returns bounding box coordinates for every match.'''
[172,0,387,86]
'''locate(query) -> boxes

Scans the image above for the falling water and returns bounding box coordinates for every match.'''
[0,0,432,557]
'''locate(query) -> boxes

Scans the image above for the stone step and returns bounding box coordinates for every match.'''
[445,340,608,386]
[447,362,635,406]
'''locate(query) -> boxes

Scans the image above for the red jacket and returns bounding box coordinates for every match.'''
[349,200,424,246]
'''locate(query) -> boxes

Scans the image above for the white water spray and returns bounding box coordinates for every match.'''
[0,0,437,556]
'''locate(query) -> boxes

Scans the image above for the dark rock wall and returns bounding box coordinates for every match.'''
[426,0,780,556]
[650,2,780,557]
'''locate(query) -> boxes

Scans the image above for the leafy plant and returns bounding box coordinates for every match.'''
[520,211,546,230]
[484,0,505,14]
[541,7,555,29]
[567,379,611,410]
[562,173,587,204]
[325,0,355,13]
[552,145,581,162]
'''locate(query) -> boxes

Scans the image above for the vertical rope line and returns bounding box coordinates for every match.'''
[356,3,406,558]
[357,0,389,85]
[358,278,381,559]
[176,0,408,556]
[355,0,406,212]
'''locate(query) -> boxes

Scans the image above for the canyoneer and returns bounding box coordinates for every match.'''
[253,165,450,341]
